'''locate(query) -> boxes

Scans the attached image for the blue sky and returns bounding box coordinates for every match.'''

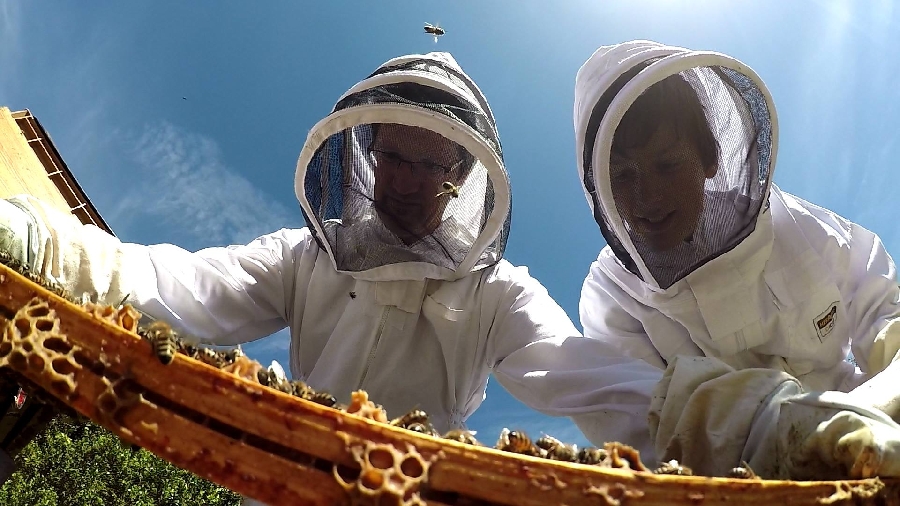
[2,0,900,450]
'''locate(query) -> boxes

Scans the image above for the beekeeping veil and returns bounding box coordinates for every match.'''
[295,52,509,282]
[575,41,778,290]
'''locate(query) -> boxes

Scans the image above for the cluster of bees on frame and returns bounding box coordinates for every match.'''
[140,319,762,478]
[0,250,759,479]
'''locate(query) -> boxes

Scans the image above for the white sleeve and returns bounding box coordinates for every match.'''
[485,264,663,461]
[788,194,900,373]
[840,223,900,374]
[579,259,667,368]
[11,194,315,345]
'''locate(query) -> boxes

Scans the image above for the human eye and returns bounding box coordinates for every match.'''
[424,161,452,177]
[656,158,683,173]
[610,167,635,184]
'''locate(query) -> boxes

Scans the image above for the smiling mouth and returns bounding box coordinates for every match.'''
[384,197,421,214]
[636,211,675,234]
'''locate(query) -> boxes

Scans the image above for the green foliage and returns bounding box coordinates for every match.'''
[0,415,241,506]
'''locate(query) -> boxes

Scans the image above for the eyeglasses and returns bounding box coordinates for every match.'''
[369,148,462,178]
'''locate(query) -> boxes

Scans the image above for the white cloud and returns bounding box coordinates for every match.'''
[109,121,296,247]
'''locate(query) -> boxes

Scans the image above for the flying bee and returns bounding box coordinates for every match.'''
[435,181,460,198]
[577,446,609,466]
[654,459,693,476]
[496,428,545,457]
[423,22,445,43]
[726,461,759,480]
[144,321,178,365]
[535,434,578,462]
[443,429,480,446]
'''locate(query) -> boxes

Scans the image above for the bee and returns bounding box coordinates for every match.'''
[577,446,609,466]
[22,269,46,286]
[180,342,198,358]
[195,347,224,368]
[258,361,292,393]
[144,321,178,365]
[496,428,545,457]
[256,368,272,386]
[305,391,338,407]
[423,22,445,43]
[53,284,75,302]
[0,249,23,270]
[443,429,480,446]
[654,459,693,476]
[435,181,460,198]
[221,345,244,365]
[390,409,438,435]
[290,379,309,397]
[265,373,292,394]
[726,461,759,480]
[535,434,578,462]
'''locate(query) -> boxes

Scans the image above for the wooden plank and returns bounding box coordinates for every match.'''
[0,107,72,214]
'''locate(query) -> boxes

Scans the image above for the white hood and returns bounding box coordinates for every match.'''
[295,52,510,282]
[574,40,779,291]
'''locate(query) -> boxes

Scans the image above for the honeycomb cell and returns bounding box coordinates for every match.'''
[346,390,388,423]
[0,298,79,399]
[115,305,141,333]
[96,376,147,426]
[221,354,263,381]
[334,441,437,506]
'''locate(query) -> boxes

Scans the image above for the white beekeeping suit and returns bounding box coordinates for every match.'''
[0,51,663,504]
[575,40,900,478]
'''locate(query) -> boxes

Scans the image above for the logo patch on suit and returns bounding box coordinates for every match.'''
[814,302,839,342]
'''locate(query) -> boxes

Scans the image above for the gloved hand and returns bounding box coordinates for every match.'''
[848,318,900,422]
[650,355,900,480]
[777,391,900,480]
[0,198,44,271]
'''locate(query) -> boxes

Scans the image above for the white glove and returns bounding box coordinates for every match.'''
[650,356,900,479]
[0,198,45,271]
[778,391,900,479]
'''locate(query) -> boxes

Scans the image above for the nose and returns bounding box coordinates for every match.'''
[635,171,665,206]
[390,162,423,195]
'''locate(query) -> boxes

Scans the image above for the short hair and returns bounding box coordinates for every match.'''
[589,63,719,170]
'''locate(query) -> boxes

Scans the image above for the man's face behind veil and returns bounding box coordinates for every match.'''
[371,124,468,244]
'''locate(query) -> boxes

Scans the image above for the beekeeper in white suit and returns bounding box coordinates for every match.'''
[0,52,663,499]
[574,39,900,479]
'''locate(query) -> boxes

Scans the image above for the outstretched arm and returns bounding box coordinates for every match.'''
[2,194,312,345]
[481,263,663,461]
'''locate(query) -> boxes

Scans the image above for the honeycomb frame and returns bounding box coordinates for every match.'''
[1,261,899,505]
